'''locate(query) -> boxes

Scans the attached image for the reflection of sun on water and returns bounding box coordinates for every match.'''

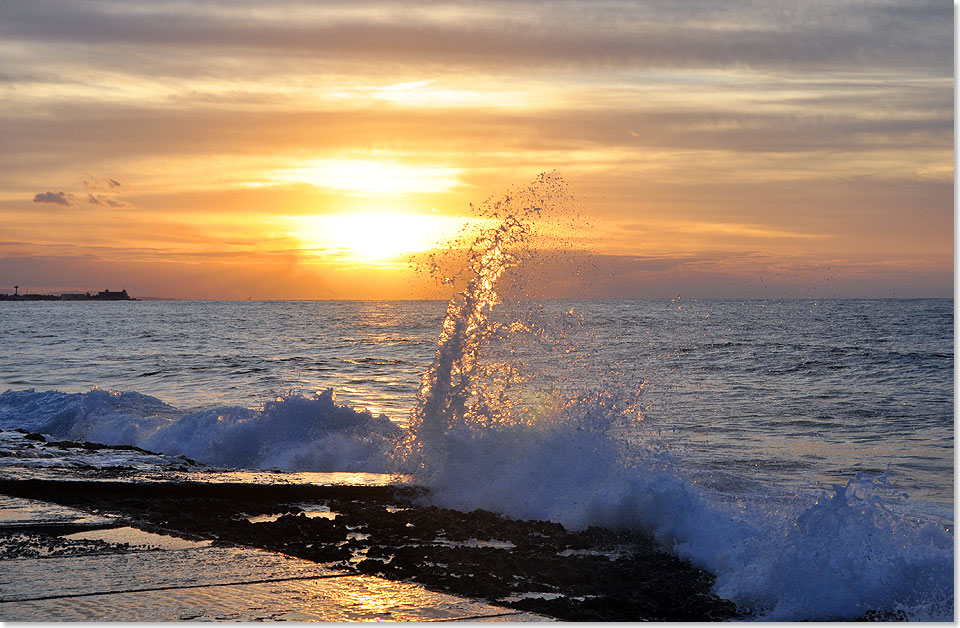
[290,212,472,263]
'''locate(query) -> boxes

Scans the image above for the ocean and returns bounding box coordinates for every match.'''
[0,296,952,620]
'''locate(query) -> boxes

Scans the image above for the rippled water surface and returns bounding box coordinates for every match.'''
[1,298,952,507]
[1,297,953,620]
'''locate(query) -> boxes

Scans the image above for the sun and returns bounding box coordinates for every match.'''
[289,212,472,263]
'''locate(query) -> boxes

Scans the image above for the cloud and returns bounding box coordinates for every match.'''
[87,193,131,209]
[1,0,951,75]
[32,190,73,206]
[83,175,123,192]
[33,177,132,210]
[82,175,131,208]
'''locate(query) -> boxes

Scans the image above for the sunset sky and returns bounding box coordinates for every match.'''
[0,0,953,299]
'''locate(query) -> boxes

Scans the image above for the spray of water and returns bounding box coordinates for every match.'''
[390,171,953,620]
[399,173,549,472]
[390,173,646,542]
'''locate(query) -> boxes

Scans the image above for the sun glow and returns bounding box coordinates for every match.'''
[290,212,473,263]
[262,160,463,196]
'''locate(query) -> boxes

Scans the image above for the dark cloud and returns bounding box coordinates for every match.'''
[83,176,124,192]
[79,175,133,208]
[32,178,131,209]
[32,190,72,206]
[86,193,130,208]
[0,98,950,169]
[104,196,129,208]
[1,0,951,74]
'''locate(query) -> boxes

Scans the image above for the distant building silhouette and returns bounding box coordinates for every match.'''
[95,289,132,300]
[2,287,136,301]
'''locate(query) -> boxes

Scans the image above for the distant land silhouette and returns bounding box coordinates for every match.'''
[0,288,138,301]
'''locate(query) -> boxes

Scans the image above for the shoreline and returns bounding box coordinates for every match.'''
[0,427,935,622]
[0,477,739,621]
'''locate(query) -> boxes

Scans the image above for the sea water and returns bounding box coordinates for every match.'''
[0,301,953,619]
[0,187,953,620]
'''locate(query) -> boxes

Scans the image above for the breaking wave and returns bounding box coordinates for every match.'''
[0,387,402,473]
[392,172,954,620]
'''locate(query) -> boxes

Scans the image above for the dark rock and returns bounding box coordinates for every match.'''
[0,478,743,621]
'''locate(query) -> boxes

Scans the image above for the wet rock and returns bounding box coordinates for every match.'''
[0,478,742,621]
[861,609,910,621]
[46,440,159,456]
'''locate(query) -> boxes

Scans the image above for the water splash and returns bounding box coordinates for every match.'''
[390,171,953,621]
[711,475,955,620]
[397,172,595,475]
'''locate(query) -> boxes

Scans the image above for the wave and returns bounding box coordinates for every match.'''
[391,172,953,620]
[413,412,954,620]
[0,387,402,473]
[0,384,952,619]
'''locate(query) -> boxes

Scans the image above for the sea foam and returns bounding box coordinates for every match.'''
[0,388,401,473]
[411,411,953,620]
[394,172,954,620]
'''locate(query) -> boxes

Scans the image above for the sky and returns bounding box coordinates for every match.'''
[0,0,953,299]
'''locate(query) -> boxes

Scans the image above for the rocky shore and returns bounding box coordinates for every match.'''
[0,478,739,621]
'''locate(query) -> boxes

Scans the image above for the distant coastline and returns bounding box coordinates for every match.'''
[0,288,138,301]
